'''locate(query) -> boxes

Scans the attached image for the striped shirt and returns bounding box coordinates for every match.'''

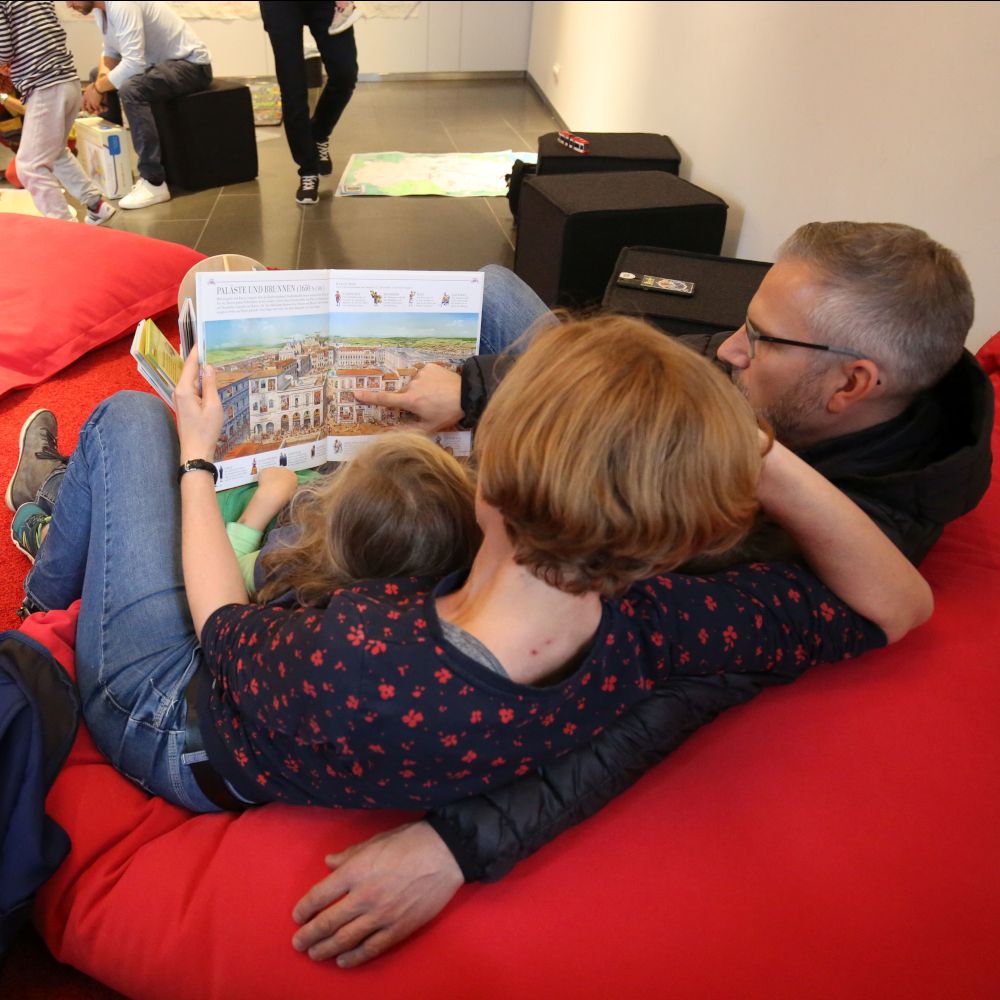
[0,1,77,100]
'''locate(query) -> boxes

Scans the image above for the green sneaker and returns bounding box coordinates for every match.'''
[6,409,68,512]
[11,502,51,563]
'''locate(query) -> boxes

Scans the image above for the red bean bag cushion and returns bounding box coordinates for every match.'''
[27,342,1000,1000]
[0,216,203,400]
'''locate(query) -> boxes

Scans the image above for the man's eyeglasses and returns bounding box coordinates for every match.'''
[744,315,868,361]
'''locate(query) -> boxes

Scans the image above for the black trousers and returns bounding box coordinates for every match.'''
[259,1,358,176]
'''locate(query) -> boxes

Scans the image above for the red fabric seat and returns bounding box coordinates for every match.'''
[25,336,1000,999]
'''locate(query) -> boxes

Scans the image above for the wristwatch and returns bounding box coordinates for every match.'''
[178,458,219,484]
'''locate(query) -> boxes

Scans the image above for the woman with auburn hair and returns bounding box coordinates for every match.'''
[13,315,931,814]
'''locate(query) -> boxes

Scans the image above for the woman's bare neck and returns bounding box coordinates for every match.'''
[436,523,602,687]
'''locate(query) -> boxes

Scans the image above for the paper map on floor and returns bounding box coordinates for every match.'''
[337,150,536,197]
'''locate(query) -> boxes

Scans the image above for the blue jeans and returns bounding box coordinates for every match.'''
[25,392,218,812]
[478,265,556,355]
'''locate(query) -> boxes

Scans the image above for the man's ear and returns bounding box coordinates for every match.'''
[826,360,882,414]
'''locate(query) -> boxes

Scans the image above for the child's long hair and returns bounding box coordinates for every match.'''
[257,432,480,605]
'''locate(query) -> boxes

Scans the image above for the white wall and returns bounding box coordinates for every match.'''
[528,1,1000,352]
[61,2,533,78]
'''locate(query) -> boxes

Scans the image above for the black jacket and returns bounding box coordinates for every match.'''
[426,347,993,882]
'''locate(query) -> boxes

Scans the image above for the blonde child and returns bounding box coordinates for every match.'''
[228,432,480,604]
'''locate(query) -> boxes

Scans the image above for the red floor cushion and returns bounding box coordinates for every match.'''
[25,343,1000,1000]
[0,216,203,400]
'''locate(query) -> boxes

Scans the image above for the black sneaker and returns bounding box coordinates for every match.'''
[296,174,320,205]
[316,140,332,176]
[6,409,69,512]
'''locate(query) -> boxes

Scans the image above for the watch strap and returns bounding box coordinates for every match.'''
[178,458,219,484]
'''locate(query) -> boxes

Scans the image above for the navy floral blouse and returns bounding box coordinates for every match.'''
[198,565,885,808]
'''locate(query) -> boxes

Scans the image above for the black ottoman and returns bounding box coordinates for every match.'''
[152,79,258,191]
[514,171,728,308]
[603,246,772,339]
[536,132,680,176]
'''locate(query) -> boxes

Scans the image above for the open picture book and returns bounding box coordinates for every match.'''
[132,268,483,489]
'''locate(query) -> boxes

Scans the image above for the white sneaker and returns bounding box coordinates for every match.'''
[329,2,363,34]
[84,199,117,226]
[119,177,171,210]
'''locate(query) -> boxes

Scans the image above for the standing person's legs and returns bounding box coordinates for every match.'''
[117,60,213,187]
[24,391,218,812]
[478,265,557,355]
[306,3,358,153]
[17,81,82,221]
[260,1,318,177]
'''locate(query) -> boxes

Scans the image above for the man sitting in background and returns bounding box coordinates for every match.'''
[287,221,993,967]
[67,0,211,209]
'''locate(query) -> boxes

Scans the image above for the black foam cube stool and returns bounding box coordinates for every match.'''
[603,246,772,338]
[514,171,727,308]
[537,132,680,176]
[152,79,258,191]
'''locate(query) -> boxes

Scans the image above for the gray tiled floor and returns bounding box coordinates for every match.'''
[86,78,558,271]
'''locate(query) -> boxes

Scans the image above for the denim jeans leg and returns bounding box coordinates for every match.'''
[118,61,212,185]
[26,391,217,812]
[478,265,557,355]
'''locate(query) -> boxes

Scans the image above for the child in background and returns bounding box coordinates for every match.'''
[228,432,480,604]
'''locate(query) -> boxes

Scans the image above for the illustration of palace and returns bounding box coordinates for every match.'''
[212,337,441,458]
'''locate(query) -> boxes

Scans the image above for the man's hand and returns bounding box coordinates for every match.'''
[354,363,463,432]
[81,82,106,115]
[291,821,464,968]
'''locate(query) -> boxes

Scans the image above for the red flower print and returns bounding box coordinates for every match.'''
[704,595,718,611]
[249,678,259,696]
[368,744,385,755]
[795,644,807,664]
[601,676,618,692]
[470,710,482,723]
[541,712,555,727]
[384,582,399,595]
[403,709,424,728]
[819,602,836,622]
[723,625,738,649]
[310,649,324,667]
[302,680,317,698]
[346,695,360,710]
[605,634,615,646]
[563,722,577,735]
[441,734,458,747]
[499,708,514,724]
[491,757,506,767]
[698,628,709,645]
[651,631,664,647]
[283,756,301,774]
[581,672,592,686]
[435,668,453,684]
[378,684,395,700]
[400,769,415,779]
[515,764,530,776]
[414,618,427,629]
[462,750,477,764]
[787,588,801,603]
[387,610,401,620]
[679,650,691,664]
[412,685,426,699]
[234,748,249,767]
[347,625,365,646]
[365,639,387,655]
